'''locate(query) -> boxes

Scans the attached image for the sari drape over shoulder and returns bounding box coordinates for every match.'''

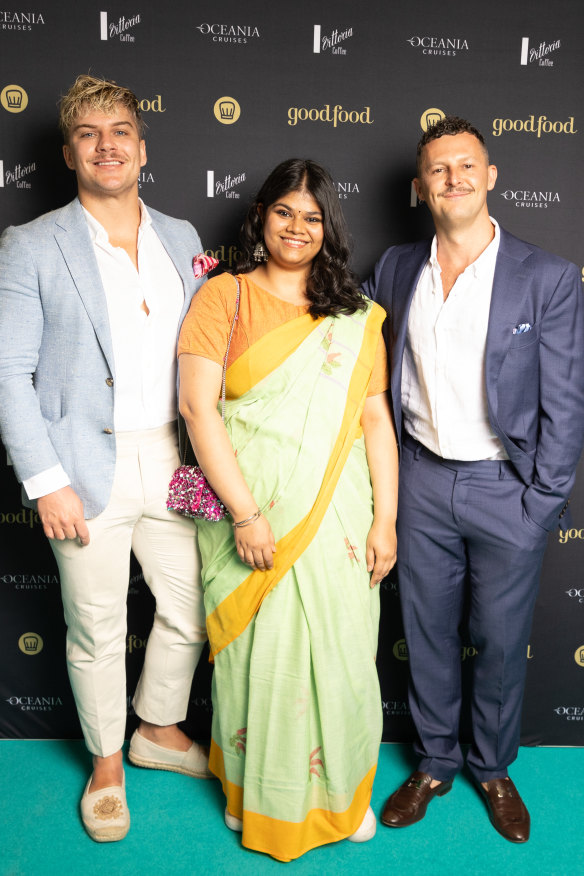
[194,296,386,862]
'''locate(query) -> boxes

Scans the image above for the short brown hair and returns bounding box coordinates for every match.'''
[58,74,144,141]
[416,115,488,175]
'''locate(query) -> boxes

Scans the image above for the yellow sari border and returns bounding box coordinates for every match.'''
[210,738,377,862]
[206,303,385,660]
[226,312,324,399]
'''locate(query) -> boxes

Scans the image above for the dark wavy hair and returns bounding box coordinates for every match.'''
[236,158,366,318]
[416,115,489,175]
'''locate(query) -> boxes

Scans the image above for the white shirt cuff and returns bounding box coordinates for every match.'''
[23,464,71,500]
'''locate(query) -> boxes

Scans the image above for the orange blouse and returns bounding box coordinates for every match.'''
[178,273,389,396]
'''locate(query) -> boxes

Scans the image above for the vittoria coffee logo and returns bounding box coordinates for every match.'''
[420,107,445,131]
[492,115,577,137]
[205,245,241,269]
[334,180,360,200]
[128,572,144,595]
[574,645,584,667]
[554,706,584,721]
[0,508,40,527]
[558,528,584,544]
[313,24,353,55]
[1,84,28,113]
[196,23,260,44]
[2,573,57,590]
[213,96,241,125]
[0,159,36,189]
[207,169,246,199]
[382,700,410,717]
[520,37,561,66]
[407,36,469,56]
[500,189,560,209]
[287,104,373,127]
[18,632,43,655]
[100,10,141,42]
[6,695,63,711]
[0,10,45,30]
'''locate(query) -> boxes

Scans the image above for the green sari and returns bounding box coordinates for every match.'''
[197,300,385,861]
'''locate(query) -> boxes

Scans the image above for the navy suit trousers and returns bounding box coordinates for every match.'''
[397,435,548,783]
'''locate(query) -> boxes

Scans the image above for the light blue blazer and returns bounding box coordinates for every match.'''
[363,228,584,532]
[0,197,204,518]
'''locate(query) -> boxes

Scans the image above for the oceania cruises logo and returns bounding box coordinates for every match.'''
[520,37,561,66]
[207,170,246,199]
[554,706,584,721]
[407,35,469,56]
[500,188,560,209]
[313,25,353,55]
[334,180,360,200]
[100,10,141,42]
[0,10,45,30]
[6,695,63,711]
[196,23,260,44]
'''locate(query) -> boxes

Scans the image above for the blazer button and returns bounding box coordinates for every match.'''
[106,377,114,387]
[103,428,113,434]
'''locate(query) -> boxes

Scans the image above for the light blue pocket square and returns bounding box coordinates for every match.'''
[513,323,532,335]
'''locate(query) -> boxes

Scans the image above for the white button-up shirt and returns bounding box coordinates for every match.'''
[402,218,508,461]
[24,200,184,499]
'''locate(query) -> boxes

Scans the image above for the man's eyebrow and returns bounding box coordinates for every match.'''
[72,120,134,131]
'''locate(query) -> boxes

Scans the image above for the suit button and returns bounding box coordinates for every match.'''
[103,428,113,434]
[106,377,114,387]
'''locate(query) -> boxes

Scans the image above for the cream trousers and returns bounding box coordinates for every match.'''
[50,423,205,757]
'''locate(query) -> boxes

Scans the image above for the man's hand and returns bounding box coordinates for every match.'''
[37,486,90,545]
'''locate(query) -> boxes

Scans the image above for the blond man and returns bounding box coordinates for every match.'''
[0,75,210,841]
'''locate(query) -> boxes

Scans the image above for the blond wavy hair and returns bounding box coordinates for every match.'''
[58,74,144,141]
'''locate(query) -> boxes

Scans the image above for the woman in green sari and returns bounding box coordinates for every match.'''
[178,159,398,861]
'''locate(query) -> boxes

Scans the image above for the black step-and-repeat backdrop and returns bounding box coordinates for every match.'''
[1,1,583,746]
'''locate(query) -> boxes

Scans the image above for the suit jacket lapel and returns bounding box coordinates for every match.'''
[391,242,430,441]
[53,199,115,373]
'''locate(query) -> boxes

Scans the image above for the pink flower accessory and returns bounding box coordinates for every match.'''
[192,253,219,279]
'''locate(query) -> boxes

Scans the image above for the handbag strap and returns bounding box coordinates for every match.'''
[219,276,240,420]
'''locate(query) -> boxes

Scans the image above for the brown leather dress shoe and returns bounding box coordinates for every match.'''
[479,777,530,843]
[381,771,453,827]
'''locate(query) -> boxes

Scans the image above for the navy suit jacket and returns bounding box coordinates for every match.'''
[363,228,584,532]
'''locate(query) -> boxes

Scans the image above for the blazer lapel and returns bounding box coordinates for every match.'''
[391,243,430,441]
[53,199,115,372]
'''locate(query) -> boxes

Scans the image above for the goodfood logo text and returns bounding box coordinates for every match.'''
[205,245,241,269]
[207,170,246,199]
[521,37,560,66]
[554,706,584,721]
[288,104,373,127]
[500,189,560,209]
[6,695,63,711]
[559,527,584,544]
[100,10,141,42]
[407,35,469,56]
[313,25,353,55]
[0,10,45,30]
[492,115,576,137]
[196,23,259,44]
[0,159,36,189]
[0,508,40,527]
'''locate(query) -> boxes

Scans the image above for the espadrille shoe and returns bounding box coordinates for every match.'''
[128,730,213,778]
[80,774,130,842]
[348,805,377,842]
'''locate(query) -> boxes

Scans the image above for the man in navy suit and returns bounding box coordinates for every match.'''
[363,116,584,842]
[0,75,211,841]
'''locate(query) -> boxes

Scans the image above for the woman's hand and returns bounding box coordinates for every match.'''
[234,514,276,571]
[366,519,397,587]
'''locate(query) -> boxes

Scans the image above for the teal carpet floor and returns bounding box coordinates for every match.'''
[1,740,581,875]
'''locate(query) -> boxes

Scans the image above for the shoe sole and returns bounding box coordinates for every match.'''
[84,823,130,843]
[127,749,214,779]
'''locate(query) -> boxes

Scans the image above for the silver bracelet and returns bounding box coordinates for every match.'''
[232,509,262,529]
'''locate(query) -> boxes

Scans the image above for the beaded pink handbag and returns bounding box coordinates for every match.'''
[167,273,240,522]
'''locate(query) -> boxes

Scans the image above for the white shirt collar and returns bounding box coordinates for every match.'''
[429,217,500,287]
[81,198,152,246]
